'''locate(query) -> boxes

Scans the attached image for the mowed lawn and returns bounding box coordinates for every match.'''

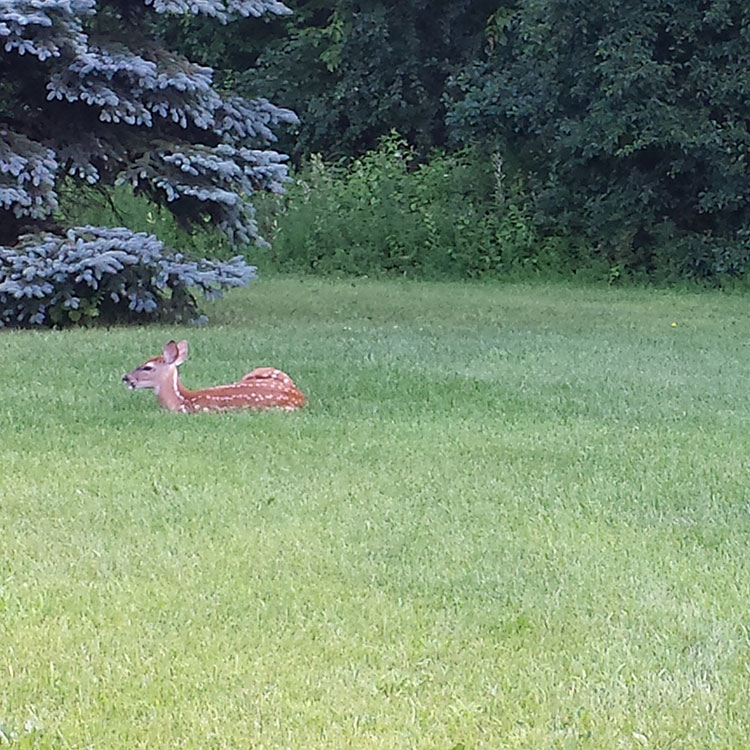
[1,277,749,749]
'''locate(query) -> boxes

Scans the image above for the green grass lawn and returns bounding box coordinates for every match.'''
[1,277,749,749]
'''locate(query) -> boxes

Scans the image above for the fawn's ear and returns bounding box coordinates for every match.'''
[163,340,188,365]
[175,340,189,365]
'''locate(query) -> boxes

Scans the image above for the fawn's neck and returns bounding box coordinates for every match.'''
[155,369,193,412]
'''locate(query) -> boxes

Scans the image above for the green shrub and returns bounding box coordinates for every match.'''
[255,134,598,280]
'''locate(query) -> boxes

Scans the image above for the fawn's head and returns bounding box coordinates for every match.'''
[123,340,188,390]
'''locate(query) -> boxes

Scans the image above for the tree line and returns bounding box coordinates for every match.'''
[177,0,750,281]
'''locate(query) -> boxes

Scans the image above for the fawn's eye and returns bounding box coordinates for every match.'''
[141,364,154,371]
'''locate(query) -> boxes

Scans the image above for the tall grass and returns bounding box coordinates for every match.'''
[1,278,749,749]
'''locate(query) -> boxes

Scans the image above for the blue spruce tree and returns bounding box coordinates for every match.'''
[0,0,297,326]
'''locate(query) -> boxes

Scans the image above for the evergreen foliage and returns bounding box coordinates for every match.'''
[0,226,254,327]
[0,0,295,326]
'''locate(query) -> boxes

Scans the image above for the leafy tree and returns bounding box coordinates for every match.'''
[448,0,750,279]
[171,0,498,159]
[0,0,297,325]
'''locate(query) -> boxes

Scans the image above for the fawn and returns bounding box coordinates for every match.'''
[123,340,306,412]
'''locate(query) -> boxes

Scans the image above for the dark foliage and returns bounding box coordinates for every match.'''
[447,0,750,279]
[169,0,498,159]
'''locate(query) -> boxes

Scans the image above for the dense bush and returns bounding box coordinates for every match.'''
[446,0,750,280]
[0,226,254,328]
[256,135,598,279]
